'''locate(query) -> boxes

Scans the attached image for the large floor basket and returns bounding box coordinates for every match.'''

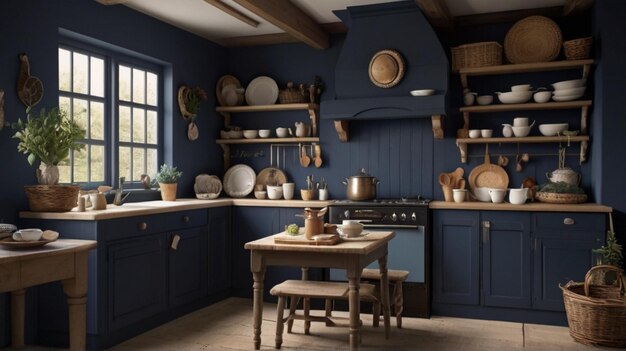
[560,265,626,347]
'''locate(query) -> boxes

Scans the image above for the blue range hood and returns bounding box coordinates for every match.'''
[321,1,449,141]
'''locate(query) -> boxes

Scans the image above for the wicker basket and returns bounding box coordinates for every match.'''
[535,191,587,204]
[564,37,593,60]
[504,15,562,64]
[561,265,626,348]
[451,42,502,71]
[24,185,80,212]
[278,82,307,104]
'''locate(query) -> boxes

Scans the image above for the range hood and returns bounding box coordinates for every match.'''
[321,1,448,141]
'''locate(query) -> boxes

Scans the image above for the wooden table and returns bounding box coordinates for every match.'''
[244,231,395,350]
[0,239,97,350]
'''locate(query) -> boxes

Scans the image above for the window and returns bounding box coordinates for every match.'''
[58,45,161,187]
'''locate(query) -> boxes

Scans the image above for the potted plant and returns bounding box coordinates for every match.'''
[155,164,183,201]
[12,107,85,212]
[592,215,623,284]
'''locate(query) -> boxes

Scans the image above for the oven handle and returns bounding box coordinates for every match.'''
[361,224,420,229]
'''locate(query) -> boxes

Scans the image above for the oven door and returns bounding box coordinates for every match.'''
[329,226,425,283]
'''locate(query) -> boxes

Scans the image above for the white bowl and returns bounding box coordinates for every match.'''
[512,125,532,137]
[552,79,586,90]
[337,222,364,237]
[243,130,258,139]
[552,94,584,102]
[476,95,493,105]
[266,185,283,200]
[227,130,243,139]
[410,89,435,96]
[496,91,532,104]
[553,86,586,97]
[254,191,267,199]
[473,187,492,202]
[538,123,569,136]
[469,129,481,138]
[258,129,271,138]
[196,193,219,200]
[276,128,289,138]
[480,129,493,138]
[533,91,552,103]
[511,84,532,92]
[488,188,507,203]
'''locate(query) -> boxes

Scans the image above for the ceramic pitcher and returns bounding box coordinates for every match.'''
[294,122,311,137]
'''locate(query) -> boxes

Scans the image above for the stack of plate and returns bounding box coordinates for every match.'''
[552,79,586,102]
[0,223,17,240]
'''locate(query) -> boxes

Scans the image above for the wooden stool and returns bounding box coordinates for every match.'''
[360,268,409,328]
[270,280,384,349]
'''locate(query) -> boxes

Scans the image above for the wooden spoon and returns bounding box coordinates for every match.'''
[300,145,311,167]
[438,173,452,187]
[456,178,466,190]
[313,144,323,168]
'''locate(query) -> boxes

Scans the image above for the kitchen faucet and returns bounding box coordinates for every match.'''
[113,176,131,206]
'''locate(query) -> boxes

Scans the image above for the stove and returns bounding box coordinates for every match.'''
[328,196,431,317]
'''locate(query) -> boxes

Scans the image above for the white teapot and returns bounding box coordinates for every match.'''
[546,167,580,186]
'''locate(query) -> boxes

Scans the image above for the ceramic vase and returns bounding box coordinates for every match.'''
[160,182,178,201]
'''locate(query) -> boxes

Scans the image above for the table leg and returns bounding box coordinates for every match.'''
[378,254,391,339]
[251,252,266,350]
[10,289,26,349]
[62,250,89,351]
[346,266,361,349]
[301,267,311,334]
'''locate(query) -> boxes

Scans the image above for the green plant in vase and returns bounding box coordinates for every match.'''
[592,215,623,284]
[12,107,85,185]
[155,164,183,201]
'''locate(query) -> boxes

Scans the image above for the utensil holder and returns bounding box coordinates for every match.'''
[300,189,315,201]
[442,186,453,202]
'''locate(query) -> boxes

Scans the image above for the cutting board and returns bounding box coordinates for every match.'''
[274,233,340,246]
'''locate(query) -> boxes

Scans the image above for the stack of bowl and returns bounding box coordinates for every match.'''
[495,84,533,104]
[551,79,586,102]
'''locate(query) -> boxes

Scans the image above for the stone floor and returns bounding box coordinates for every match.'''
[101,297,609,351]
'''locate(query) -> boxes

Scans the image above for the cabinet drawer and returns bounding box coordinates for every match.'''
[533,212,606,237]
[100,209,208,241]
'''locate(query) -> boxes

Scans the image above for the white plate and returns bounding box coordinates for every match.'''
[223,165,256,198]
[410,89,435,96]
[245,76,278,105]
[339,232,372,241]
[552,94,584,102]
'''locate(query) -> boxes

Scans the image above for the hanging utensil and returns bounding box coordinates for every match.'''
[313,143,323,168]
[301,145,311,167]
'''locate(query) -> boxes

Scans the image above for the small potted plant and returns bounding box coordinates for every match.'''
[155,164,183,201]
[12,107,86,211]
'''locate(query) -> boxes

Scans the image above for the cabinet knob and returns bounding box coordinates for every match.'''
[137,222,148,231]
[182,215,190,223]
[563,218,575,225]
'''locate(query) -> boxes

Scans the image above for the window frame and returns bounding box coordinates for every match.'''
[58,38,164,189]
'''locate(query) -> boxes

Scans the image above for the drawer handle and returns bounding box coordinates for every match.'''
[563,218,575,225]
[171,234,181,250]
[137,222,148,231]
[182,215,190,223]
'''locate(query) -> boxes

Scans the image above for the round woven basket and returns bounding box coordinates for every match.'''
[24,185,80,212]
[564,37,593,60]
[535,191,587,204]
[504,16,562,64]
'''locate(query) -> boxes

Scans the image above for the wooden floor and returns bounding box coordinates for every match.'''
[22,297,610,350]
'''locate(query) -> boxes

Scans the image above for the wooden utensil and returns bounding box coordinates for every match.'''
[299,144,310,167]
[456,178,466,190]
[313,144,323,168]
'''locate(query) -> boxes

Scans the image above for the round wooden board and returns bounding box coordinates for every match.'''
[256,167,287,190]
[368,49,405,88]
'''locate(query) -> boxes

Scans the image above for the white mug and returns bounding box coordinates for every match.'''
[282,183,295,200]
[318,188,328,201]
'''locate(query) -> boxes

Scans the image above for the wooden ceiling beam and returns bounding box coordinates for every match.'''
[203,0,259,27]
[563,0,594,15]
[454,6,563,27]
[415,0,453,28]
[217,22,346,48]
[231,0,328,50]
[95,0,129,5]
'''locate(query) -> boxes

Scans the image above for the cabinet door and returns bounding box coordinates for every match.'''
[107,235,167,331]
[169,226,208,307]
[532,212,605,311]
[209,207,232,295]
[481,212,531,308]
[433,210,480,305]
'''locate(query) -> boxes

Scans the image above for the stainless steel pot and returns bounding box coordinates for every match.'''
[342,168,380,201]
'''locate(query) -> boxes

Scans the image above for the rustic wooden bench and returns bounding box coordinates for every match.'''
[270,280,385,349]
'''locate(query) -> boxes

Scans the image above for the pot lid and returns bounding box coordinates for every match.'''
[350,168,375,178]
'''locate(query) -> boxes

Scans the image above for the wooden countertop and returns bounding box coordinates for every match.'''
[429,201,612,213]
[19,198,333,221]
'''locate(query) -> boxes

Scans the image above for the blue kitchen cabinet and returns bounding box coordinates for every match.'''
[169,226,209,308]
[433,210,480,305]
[481,212,531,309]
[107,234,168,332]
[208,206,232,297]
[532,213,605,311]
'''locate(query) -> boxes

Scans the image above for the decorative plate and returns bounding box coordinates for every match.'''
[223,164,256,198]
[368,49,405,88]
[256,168,287,190]
[245,76,279,106]
[216,75,242,106]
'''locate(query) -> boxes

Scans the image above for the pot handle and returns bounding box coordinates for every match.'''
[373,178,380,185]
[342,178,348,186]
[545,172,552,181]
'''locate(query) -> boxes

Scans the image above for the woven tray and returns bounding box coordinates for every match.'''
[504,16,562,63]
[535,191,587,204]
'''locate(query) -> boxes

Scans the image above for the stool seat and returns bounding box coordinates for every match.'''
[361,268,409,282]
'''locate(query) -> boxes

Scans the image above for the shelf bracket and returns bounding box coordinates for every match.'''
[580,140,588,164]
[219,144,231,171]
[307,105,319,137]
[456,140,468,163]
[582,64,591,80]
[460,73,468,90]
[334,120,349,142]
[431,115,444,139]
[580,105,589,134]
[457,111,470,138]
[218,111,232,127]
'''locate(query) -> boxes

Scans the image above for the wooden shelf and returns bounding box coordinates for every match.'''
[216,137,319,145]
[459,60,593,89]
[459,100,592,113]
[456,135,589,164]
